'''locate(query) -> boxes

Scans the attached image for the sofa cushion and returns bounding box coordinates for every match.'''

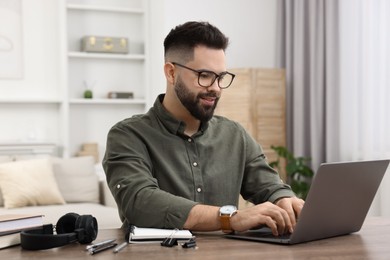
[0,158,66,209]
[52,156,100,204]
[0,156,13,206]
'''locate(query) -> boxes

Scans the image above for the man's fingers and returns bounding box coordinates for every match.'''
[292,198,305,218]
[263,204,291,236]
[275,197,305,233]
[232,199,303,235]
[262,216,279,236]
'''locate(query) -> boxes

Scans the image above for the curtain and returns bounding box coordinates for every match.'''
[339,0,390,216]
[277,0,390,216]
[276,0,340,171]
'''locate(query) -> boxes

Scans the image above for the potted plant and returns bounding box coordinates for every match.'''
[269,145,314,199]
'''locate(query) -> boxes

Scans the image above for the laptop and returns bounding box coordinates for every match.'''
[226,159,390,244]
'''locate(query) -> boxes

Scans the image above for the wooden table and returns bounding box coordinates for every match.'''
[2,217,390,259]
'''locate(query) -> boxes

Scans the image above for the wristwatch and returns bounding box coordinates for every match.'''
[219,205,238,233]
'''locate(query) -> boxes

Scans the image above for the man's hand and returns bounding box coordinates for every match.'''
[275,197,304,228]
[230,197,305,236]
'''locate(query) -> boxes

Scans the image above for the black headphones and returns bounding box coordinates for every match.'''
[20,212,98,250]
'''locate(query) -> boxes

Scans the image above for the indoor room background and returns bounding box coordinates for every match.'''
[0,0,389,216]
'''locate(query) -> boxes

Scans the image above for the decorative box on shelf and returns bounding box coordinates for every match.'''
[81,36,129,54]
[107,92,134,99]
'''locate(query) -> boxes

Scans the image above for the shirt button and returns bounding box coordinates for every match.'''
[197,187,202,193]
[188,138,192,142]
[192,162,198,167]
[116,184,121,189]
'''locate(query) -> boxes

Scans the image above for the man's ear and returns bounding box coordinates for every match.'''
[164,62,176,85]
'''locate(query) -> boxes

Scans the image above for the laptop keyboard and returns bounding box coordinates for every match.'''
[258,232,291,239]
[246,228,292,239]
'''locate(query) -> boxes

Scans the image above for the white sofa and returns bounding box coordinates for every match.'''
[0,156,122,229]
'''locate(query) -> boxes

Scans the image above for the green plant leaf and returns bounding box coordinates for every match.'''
[269,161,279,168]
[269,145,313,199]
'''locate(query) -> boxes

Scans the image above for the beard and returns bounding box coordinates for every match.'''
[174,77,220,122]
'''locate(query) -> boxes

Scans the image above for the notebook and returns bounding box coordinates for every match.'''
[127,226,193,244]
[226,159,390,244]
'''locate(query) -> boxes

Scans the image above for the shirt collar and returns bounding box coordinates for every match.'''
[153,94,209,136]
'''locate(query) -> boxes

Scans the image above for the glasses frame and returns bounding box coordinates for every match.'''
[172,62,235,89]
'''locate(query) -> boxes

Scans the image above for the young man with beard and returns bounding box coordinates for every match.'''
[103,21,304,236]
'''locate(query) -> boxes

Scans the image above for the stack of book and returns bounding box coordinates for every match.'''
[0,214,44,249]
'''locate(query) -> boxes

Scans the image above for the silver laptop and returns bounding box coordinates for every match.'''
[226,159,390,244]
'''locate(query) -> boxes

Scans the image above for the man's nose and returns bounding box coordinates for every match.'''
[206,78,221,92]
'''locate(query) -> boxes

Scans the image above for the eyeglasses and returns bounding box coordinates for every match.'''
[172,62,235,89]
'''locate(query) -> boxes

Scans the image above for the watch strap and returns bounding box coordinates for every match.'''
[220,214,233,233]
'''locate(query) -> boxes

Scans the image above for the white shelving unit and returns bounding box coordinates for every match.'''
[0,0,150,161]
[60,0,150,160]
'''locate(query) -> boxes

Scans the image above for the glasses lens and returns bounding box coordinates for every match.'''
[197,70,234,89]
[218,73,234,89]
[198,71,217,87]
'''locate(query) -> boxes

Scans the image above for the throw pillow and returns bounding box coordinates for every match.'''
[0,157,10,207]
[52,156,100,204]
[0,158,66,209]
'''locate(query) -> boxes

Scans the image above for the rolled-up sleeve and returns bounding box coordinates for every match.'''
[240,128,296,204]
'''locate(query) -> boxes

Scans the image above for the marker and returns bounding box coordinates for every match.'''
[89,242,117,255]
[85,239,116,250]
[113,242,128,253]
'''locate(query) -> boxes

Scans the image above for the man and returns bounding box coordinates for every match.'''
[103,21,304,236]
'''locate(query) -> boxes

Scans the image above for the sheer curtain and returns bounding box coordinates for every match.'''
[276,0,340,171]
[277,0,390,216]
[339,0,390,216]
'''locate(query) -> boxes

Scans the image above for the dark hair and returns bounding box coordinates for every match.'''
[164,21,229,62]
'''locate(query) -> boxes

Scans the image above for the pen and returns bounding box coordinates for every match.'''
[85,239,116,250]
[113,242,128,253]
[89,242,117,255]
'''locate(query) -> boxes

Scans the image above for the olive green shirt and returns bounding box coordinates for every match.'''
[103,94,294,229]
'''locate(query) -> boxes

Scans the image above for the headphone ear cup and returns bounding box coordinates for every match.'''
[56,212,80,234]
[74,215,98,244]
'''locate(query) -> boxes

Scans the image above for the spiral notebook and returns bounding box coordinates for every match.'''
[128,226,193,243]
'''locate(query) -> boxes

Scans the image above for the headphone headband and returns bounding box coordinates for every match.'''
[20,213,98,250]
[21,224,78,250]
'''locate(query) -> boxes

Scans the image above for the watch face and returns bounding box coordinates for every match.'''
[220,205,237,215]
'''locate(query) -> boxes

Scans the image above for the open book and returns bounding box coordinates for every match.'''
[128,226,192,243]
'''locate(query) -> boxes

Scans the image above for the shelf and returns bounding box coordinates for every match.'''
[0,98,62,104]
[67,4,144,14]
[68,52,145,60]
[0,142,58,156]
[69,98,147,105]
[62,0,150,159]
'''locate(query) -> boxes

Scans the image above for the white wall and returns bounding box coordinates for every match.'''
[149,0,278,100]
[0,0,60,99]
[0,0,61,143]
